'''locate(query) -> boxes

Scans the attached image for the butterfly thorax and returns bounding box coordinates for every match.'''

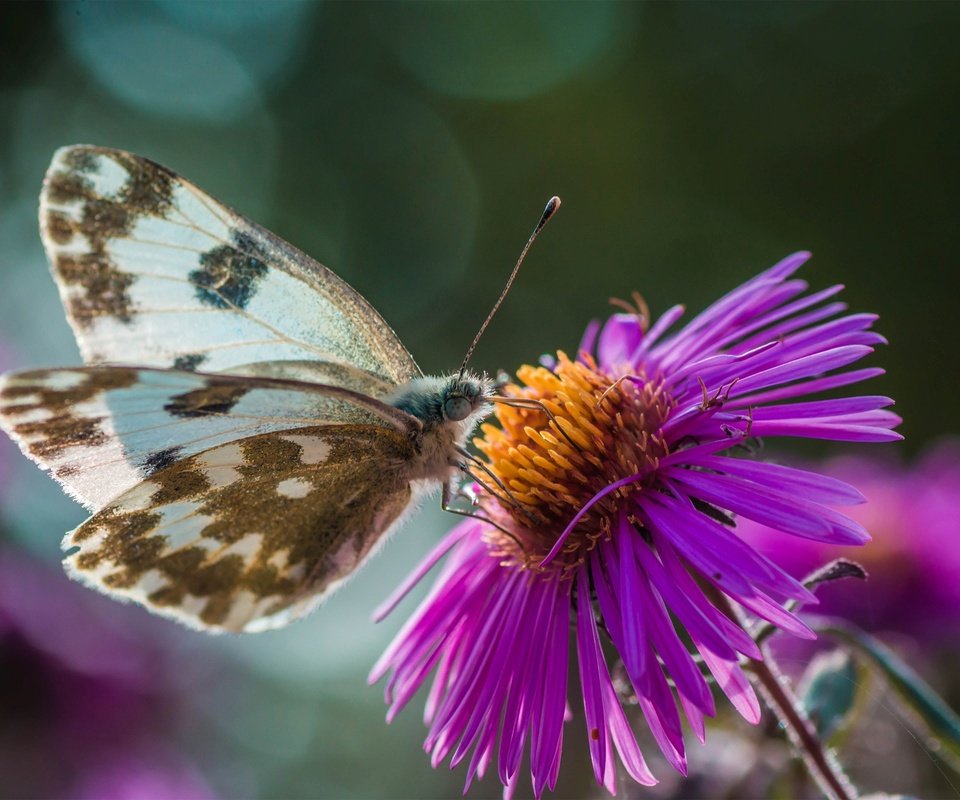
[386,373,493,481]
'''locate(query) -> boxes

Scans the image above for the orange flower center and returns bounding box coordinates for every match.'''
[473,352,672,575]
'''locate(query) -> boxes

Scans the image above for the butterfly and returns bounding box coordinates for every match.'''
[0,145,559,633]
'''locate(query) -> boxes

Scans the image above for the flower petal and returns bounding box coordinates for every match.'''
[575,565,608,785]
[597,313,644,368]
[372,521,474,622]
[669,469,870,545]
[694,455,867,506]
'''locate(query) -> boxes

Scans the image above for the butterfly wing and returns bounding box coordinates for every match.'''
[40,145,421,384]
[65,425,423,633]
[0,366,417,511]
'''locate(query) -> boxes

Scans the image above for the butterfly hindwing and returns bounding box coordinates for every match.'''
[0,366,411,510]
[40,145,421,384]
[65,425,422,632]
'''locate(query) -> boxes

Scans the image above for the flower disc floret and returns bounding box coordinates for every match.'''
[477,353,671,573]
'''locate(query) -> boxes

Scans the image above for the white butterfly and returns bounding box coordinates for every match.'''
[0,145,558,633]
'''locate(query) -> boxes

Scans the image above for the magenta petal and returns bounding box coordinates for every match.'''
[636,658,687,774]
[640,303,685,351]
[575,565,608,785]
[731,366,885,406]
[653,279,787,372]
[662,254,808,352]
[372,522,474,622]
[581,559,658,789]
[541,471,646,566]
[639,497,758,598]
[579,319,601,357]
[652,537,761,660]
[699,649,761,724]
[425,644,455,724]
[597,313,644,368]
[591,543,625,645]
[669,469,870,545]
[615,514,649,686]
[601,676,658,786]
[746,395,894,421]
[463,713,497,794]
[733,589,816,640]
[760,250,813,279]
[446,577,526,767]
[531,580,569,799]
[371,562,477,686]
[693,455,867,506]
[679,692,707,744]
[641,490,814,602]
[724,285,846,351]
[630,538,714,716]
[729,344,875,396]
[632,539,738,662]
[498,578,552,784]
[747,418,903,443]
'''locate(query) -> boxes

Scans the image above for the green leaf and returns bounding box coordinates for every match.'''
[798,649,860,740]
[815,618,960,772]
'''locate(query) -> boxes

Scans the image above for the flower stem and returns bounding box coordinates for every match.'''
[746,648,857,800]
[709,591,858,799]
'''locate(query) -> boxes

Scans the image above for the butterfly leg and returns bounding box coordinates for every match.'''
[452,461,526,518]
[453,445,541,523]
[440,479,529,554]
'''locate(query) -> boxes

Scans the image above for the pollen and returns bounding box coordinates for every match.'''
[474,351,672,575]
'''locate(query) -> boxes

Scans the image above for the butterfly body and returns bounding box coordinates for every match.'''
[387,373,491,476]
[0,145,494,633]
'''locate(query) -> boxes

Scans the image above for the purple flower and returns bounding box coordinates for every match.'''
[0,547,217,799]
[75,756,217,800]
[737,443,960,642]
[370,253,901,798]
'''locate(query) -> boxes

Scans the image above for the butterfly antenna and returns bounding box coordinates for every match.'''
[458,196,562,380]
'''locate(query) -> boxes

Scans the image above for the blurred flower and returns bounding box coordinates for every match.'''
[738,442,960,642]
[0,546,217,799]
[75,756,216,800]
[371,253,901,797]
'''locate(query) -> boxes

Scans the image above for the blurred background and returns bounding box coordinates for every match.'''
[0,2,958,798]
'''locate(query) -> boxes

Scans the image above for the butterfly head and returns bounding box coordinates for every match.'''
[387,372,493,431]
[441,375,487,422]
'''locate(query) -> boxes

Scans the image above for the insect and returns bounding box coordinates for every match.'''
[0,145,559,633]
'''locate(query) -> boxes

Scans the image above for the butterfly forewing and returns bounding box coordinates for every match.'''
[65,425,421,633]
[40,145,421,383]
[0,366,405,510]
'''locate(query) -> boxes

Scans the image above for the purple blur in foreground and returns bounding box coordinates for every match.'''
[738,443,960,642]
[0,548,216,799]
[370,253,901,798]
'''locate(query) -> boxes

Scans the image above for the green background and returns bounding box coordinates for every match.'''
[0,2,957,798]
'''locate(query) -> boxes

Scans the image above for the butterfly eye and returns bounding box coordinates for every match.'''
[443,395,472,422]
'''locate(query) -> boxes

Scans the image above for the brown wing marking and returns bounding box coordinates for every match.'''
[64,424,418,633]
